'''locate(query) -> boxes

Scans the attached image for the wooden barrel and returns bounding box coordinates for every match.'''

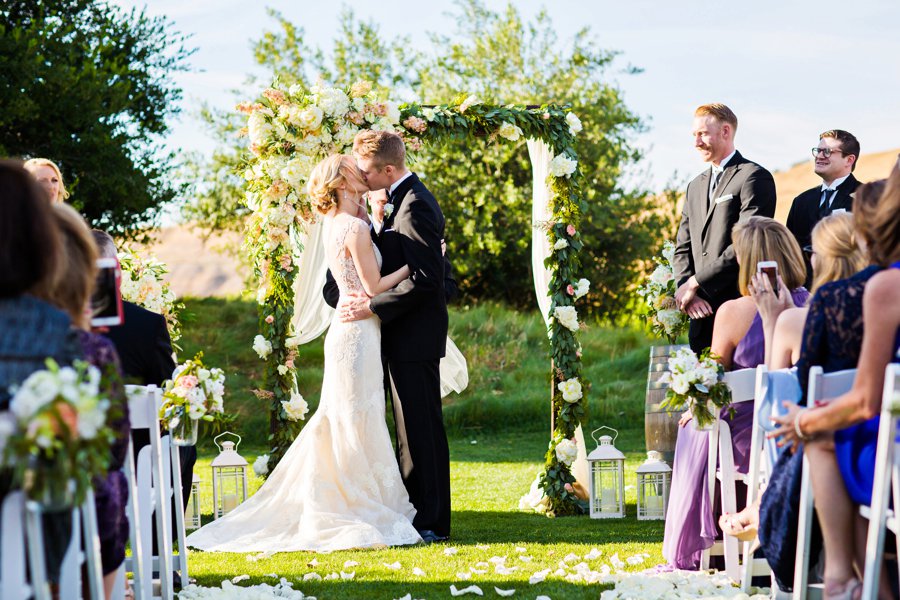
[645,344,689,462]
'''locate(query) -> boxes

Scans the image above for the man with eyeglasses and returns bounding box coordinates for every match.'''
[786,130,861,283]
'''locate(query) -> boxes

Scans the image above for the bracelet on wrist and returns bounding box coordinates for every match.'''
[794,408,810,442]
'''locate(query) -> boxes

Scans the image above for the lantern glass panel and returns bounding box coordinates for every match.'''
[591,461,622,514]
[638,472,668,519]
[186,479,202,530]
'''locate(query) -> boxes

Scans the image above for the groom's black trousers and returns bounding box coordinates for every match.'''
[387,359,451,538]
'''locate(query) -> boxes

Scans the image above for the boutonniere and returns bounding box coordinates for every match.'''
[384,203,394,219]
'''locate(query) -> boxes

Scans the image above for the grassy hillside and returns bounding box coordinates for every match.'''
[179,298,660,452]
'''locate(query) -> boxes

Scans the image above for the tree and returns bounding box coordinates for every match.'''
[415,1,666,319]
[0,0,193,234]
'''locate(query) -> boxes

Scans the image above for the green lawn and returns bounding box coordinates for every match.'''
[177,298,673,598]
[186,430,664,599]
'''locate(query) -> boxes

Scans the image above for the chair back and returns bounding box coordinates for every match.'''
[724,367,757,404]
[126,384,160,429]
[807,366,856,405]
[0,491,32,600]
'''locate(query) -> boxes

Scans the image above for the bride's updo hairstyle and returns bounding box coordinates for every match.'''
[307,154,359,215]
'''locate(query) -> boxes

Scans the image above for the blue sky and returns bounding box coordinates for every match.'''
[113,0,900,191]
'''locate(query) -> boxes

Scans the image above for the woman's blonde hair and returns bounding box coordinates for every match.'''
[23,158,70,202]
[306,154,360,215]
[732,216,807,296]
[37,204,98,329]
[810,213,867,293]
[869,157,900,267]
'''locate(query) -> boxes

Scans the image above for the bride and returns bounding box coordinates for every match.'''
[185,154,422,551]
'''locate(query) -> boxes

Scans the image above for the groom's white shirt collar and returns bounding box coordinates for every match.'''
[388,170,413,197]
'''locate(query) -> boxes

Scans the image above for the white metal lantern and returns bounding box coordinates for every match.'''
[211,431,248,519]
[184,472,202,530]
[587,426,626,519]
[636,451,671,521]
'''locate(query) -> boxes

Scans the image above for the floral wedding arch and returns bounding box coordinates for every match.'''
[239,80,589,515]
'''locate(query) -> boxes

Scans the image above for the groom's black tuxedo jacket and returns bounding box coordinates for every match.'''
[323,173,450,362]
[673,151,777,307]
[786,173,859,252]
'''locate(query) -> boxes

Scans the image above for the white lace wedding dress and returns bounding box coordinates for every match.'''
[185,215,421,552]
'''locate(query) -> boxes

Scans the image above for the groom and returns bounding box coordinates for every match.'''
[323,130,451,543]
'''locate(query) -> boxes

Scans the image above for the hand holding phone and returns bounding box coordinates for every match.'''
[91,258,124,327]
[757,261,780,299]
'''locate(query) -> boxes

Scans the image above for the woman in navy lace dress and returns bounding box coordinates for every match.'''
[38,204,131,599]
[771,162,900,599]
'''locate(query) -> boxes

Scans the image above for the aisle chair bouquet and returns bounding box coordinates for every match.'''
[159,353,226,445]
[117,247,184,347]
[0,359,116,508]
[658,347,732,430]
[636,241,688,344]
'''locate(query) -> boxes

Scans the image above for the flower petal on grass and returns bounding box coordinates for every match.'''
[563,552,579,563]
[528,569,550,584]
[450,584,484,596]
[384,561,402,570]
[308,558,319,567]
[264,573,278,578]
[302,572,322,581]
[495,587,516,597]
[518,556,533,563]
[340,571,355,580]
[515,547,527,553]
[488,556,507,565]
[324,572,339,580]
[584,548,602,560]
[476,545,490,550]
[412,567,426,577]
[495,565,518,575]
[456,572,472,580]
[231,574,250,583]
[344,560,359,568]
[444,547,459,555]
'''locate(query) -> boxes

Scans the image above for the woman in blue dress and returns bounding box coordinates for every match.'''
[770,160,900,600]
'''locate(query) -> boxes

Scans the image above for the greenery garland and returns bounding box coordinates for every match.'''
[240,82,588,514]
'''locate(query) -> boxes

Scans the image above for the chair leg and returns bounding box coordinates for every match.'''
[793,455,815,597]
[861,412,896,599]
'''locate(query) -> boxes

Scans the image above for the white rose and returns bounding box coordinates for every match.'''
[650,265,673,287]
[554,239,569,250]
[566,112,583,135]
[316,87,350,117]
[497,122,523,141]
[670,373,691,396]
[555,438,578,466]
[554,306,580,332]
[422,107,437,122]
[253,335,273,360]
[657,309,683,333]
[277,365,288,376]
[459,95,481,113]
[247,111,272,144]
[281,391,309,421]
[253,454,270,477]
[557,378,583,402]
[549,153,577,178]
[297,106,324,131]
[574,278,590,300]
[384,101,401,124]
[11,370,59,421]
[351,97,366,112]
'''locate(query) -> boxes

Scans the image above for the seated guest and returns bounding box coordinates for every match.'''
[771,162,900,599]
[752,212,868,370]
[24,157,70,204]
[0,160,80,584]
[663,216,809,570]
[716,207,874,559]
[36,205,131,599]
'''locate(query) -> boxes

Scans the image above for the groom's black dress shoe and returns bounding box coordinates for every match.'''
[418,529,450,544]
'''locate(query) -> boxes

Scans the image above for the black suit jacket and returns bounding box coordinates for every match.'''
[673,151,777,306]
[322,173,449,362]
[786,173,859,252]
[101,300,175,386]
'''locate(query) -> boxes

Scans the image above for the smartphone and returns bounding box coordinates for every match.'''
[757,260,780,298]
[91,258,124,327]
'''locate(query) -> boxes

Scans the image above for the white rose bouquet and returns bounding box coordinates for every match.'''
[658,347,732,429]
[636,241,688,344]
[160,353,226,435]
[1,359,115,506]
[117,247,184,347]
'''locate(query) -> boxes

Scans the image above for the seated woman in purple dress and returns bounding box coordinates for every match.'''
[770,163,900,599]
[36,204,131,600]
[663,216,809,570]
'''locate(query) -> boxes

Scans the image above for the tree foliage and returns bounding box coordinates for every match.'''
[0,0,192,234]
[187,1,669,320]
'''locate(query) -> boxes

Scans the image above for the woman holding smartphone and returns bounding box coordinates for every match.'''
[664,216,809,570]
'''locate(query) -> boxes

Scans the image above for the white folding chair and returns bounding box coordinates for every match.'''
[861,363,900,599]
[161,432,189,589]
[57,488,105,600]
[1,491,34,600]
[793,367,857,599]
[699,367,757,580]
[112,422,145,600]
[124,385,173,600]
